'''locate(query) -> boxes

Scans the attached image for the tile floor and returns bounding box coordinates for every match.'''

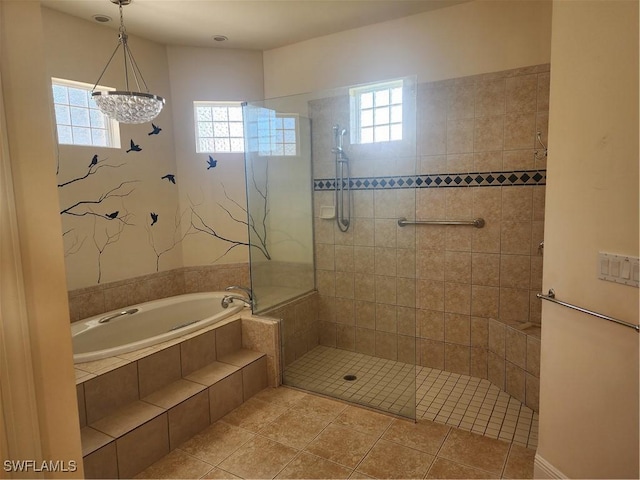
[284,346,416,417]
[137,386,535,479]
[284,346,538,449]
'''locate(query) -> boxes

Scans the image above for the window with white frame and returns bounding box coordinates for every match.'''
[51,78,120,148]
[194,101,244,153]
[350,80,403,144]
[249,110,299,157]
[271,114,298,156]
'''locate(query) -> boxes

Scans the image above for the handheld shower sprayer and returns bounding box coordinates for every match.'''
[333,124,351,232]
[332,125,348,158]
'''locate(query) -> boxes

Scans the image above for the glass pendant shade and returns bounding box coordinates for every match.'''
[92,91,165,124]
[92,0,165,124]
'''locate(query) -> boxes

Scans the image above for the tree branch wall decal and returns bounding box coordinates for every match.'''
[92,213,128,284]
[56,122,262,289]
[57,155,125,188]
[62,229,86,257]
[59,180,138,223]
[57,152,139,283]
[146,206,193,272]
[246,158,270,258]
[186,171,271,263]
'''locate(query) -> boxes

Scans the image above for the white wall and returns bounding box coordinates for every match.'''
[536,1,639,478]
[166,46,264,266]
[263,0,552,97]
[42,7,181,289]
[41,10,266,289]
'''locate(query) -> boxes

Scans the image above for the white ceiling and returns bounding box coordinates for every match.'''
[41,0,471,51]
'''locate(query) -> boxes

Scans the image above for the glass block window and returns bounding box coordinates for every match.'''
[350,79,403,144]
[194,101,244,153]
[51,78,120,148]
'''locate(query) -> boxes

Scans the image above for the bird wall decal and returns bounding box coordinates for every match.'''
[148,123,162,135]
[150,212,158,226]
[126,139,142,153]
[106,211,119,219]
[88,154,98,168]
[161,174,176,184]
[207,156,217,170]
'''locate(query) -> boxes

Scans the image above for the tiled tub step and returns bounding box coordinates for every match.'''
[77,318,269,478]
[81,351,267,478]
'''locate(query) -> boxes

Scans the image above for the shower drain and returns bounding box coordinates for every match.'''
[343,374,357,381]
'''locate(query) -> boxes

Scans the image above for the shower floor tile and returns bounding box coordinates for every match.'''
[284,345,538,449]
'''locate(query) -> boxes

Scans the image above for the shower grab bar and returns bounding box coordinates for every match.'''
[537,289,639,332]
[397,217,485,228]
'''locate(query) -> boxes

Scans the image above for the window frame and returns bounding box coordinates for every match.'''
[194,101,245,154]
[267,113,299,157]
[51,77,120,148]
[350,79,404,145]
[249,110,300,158]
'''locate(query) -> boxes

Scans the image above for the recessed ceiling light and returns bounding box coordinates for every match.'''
[213,35,228,42]
[92,14,112,23]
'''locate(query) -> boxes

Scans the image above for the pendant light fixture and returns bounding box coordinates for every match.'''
[91,0,165,124]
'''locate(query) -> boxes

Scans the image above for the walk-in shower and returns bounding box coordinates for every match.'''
[333,124,351,232]
[243,68,545,443]
[244,77,419,420]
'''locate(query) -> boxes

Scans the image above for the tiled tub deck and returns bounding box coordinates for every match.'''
[75,311,280,478]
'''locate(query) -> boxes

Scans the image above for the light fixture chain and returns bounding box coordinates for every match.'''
[118,1,126,34]
[121,35,130,91]
[124,44,144,93]
[118,3,131,91]
[91,40,122,92]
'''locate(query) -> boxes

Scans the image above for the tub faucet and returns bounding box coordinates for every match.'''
[226,285,252,297]
[222,286,255,309]
[221,294,253,309]
[225,285,254,305]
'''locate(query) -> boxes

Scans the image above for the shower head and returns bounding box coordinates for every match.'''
[333,125,347,136]
[333,124,348,153]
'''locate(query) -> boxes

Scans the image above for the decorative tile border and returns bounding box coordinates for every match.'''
[314,170,546,191]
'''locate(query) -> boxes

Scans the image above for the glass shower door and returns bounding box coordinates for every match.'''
[243,103,315,313]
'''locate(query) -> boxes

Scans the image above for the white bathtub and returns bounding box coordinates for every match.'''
[71,292,245,364]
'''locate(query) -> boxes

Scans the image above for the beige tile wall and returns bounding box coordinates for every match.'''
[263,292,320,370]
[311,65,548,411]
[487,320,541,411]
[68,263,250,322]
[242,315,283,387]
